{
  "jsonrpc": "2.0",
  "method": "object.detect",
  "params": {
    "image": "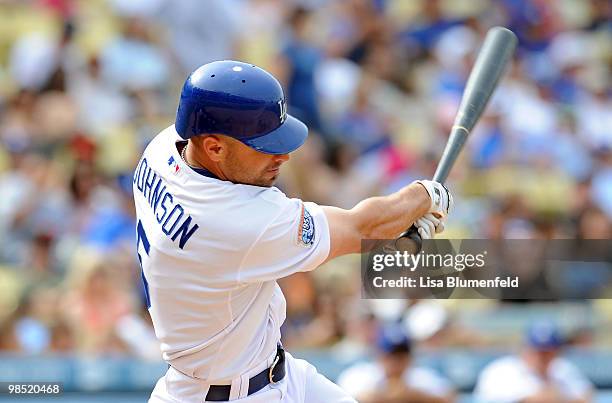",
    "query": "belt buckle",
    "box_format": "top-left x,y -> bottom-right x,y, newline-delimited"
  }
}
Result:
268,354 -> 280,384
